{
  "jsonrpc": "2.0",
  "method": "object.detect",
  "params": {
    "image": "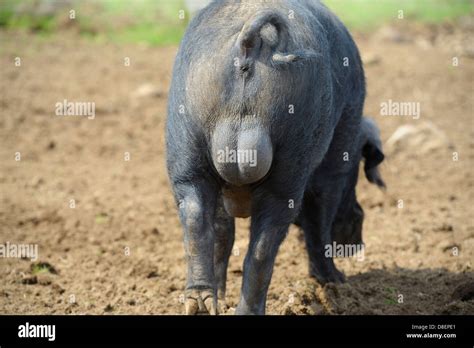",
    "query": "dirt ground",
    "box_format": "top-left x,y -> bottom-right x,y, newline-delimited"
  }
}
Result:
1,21 -> 473,315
